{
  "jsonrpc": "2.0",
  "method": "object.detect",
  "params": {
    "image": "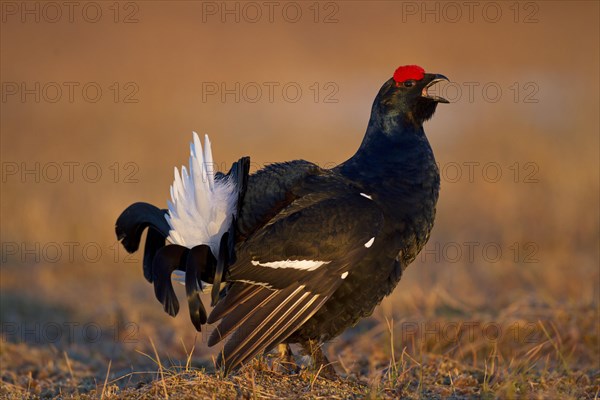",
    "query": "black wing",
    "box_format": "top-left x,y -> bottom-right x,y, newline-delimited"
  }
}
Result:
207,177 -> 384,373
236,160 -> 321,240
